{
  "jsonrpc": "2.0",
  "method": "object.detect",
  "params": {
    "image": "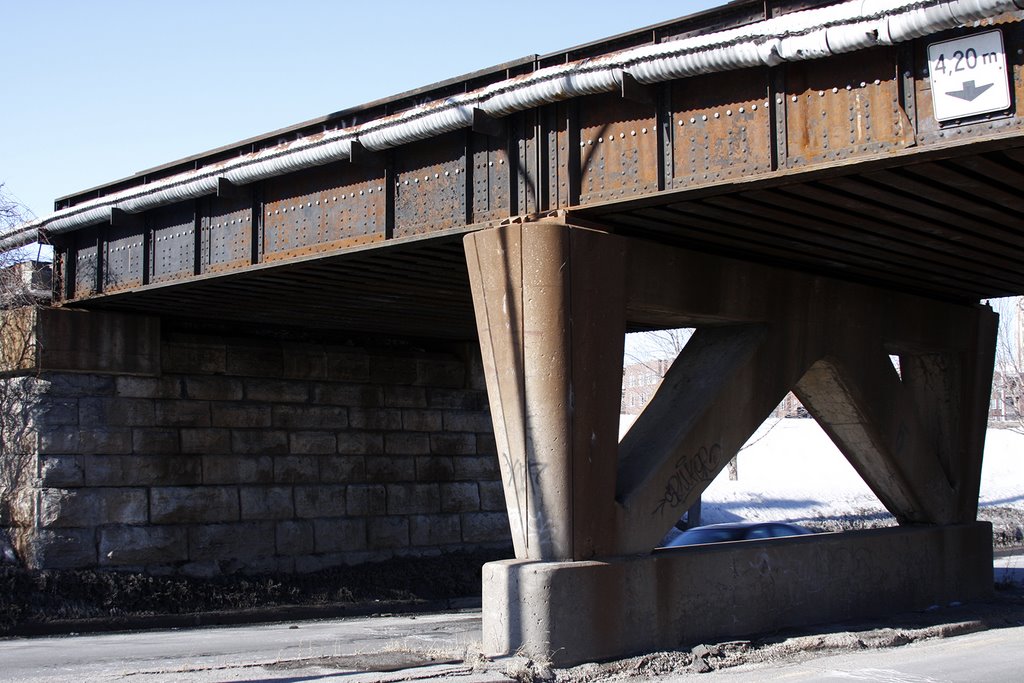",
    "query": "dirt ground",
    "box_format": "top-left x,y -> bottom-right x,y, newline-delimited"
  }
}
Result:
0,548 -> 508,635
493,583 -> 1024,682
